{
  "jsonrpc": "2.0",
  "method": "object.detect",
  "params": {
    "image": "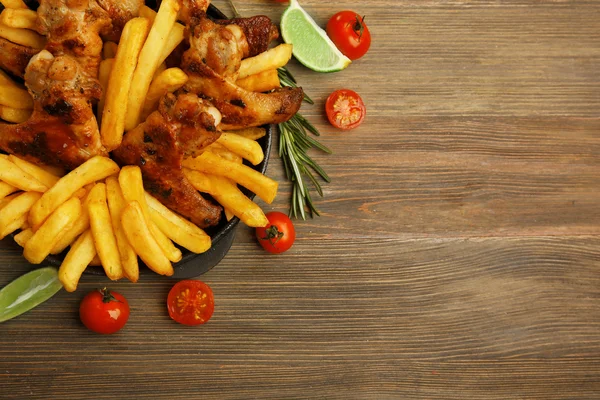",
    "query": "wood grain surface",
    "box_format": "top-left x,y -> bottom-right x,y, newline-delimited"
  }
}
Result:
1,1 -> 599,399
